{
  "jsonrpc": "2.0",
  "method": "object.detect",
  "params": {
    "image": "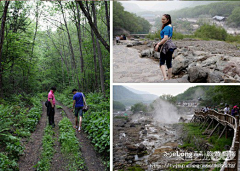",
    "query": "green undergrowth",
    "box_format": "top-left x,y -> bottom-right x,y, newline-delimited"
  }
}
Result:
57,92 -> 110,169
180,123 -> 232,151
0,94 -> 43,170
147,24 -> 240,44
58,117 -> 86,171
177,123 -> 232,171
35,126 -> 55,171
